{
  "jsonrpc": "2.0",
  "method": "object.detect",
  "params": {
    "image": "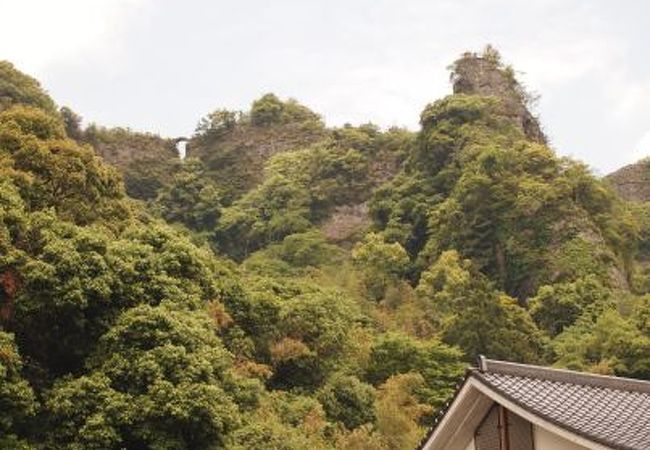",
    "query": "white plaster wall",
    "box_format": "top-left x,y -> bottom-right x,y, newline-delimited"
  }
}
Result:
533,425 -> 592,450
